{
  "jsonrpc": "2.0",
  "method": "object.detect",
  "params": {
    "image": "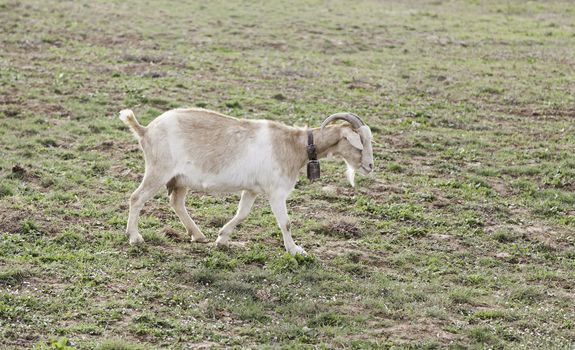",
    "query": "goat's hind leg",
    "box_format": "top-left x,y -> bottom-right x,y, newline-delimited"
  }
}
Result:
216,190 -> 257,248
169,186 -> 207,243
126,172 -> 166,245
